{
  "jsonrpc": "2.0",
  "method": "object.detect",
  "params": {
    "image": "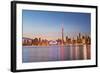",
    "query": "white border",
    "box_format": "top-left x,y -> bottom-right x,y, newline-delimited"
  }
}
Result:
16,4 -> 96,70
